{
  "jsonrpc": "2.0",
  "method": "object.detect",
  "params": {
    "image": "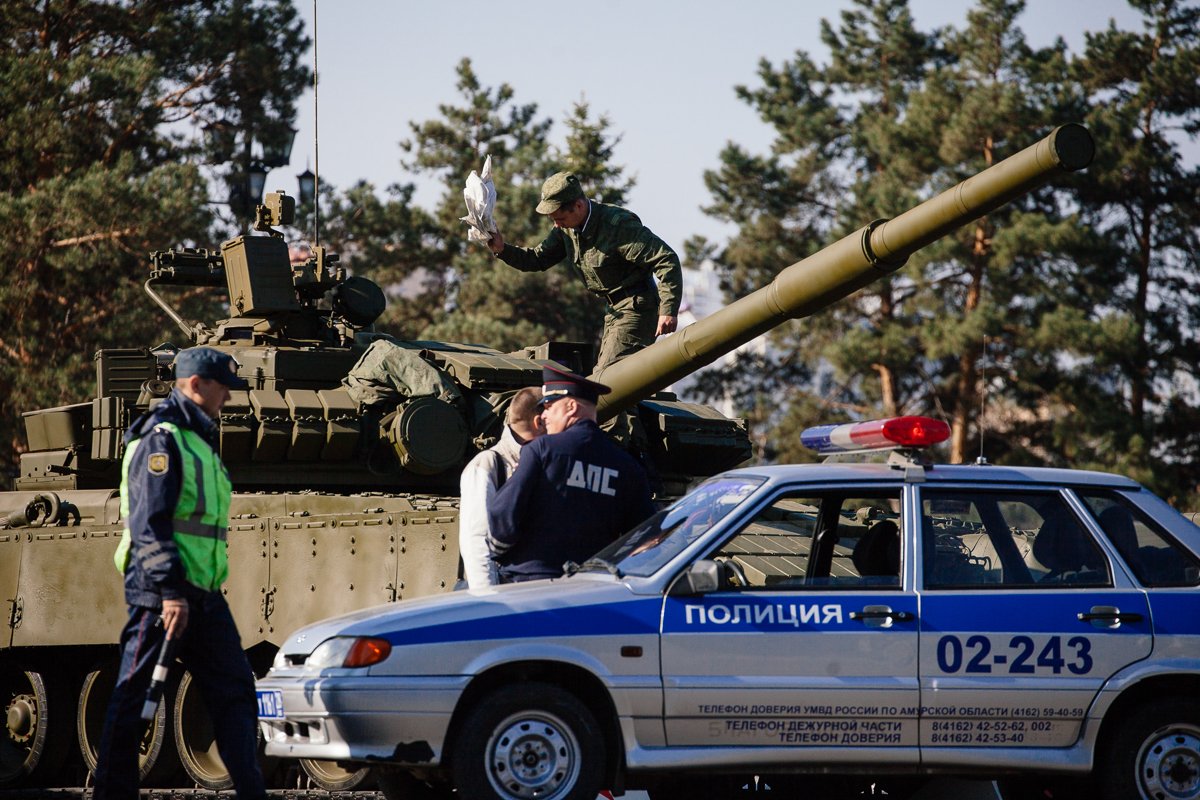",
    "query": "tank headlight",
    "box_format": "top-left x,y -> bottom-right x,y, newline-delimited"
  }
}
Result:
306,636 -> 392,669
